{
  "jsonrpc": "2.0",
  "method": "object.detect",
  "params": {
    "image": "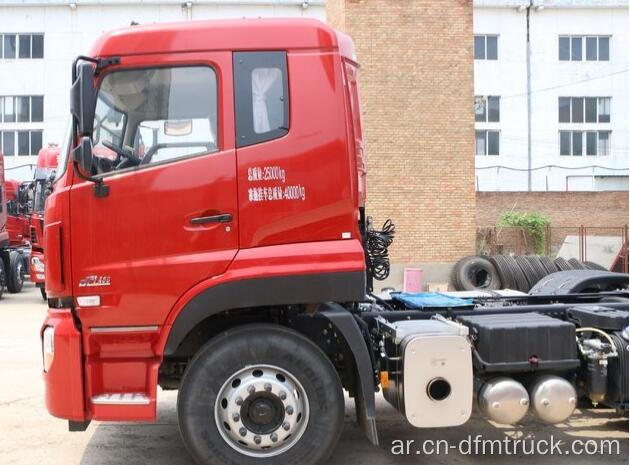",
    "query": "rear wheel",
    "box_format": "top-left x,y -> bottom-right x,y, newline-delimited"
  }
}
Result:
7,252 -> 25,293
0,259 -> 6,299
177,324 -> 344,465
40,287 -> 47,300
